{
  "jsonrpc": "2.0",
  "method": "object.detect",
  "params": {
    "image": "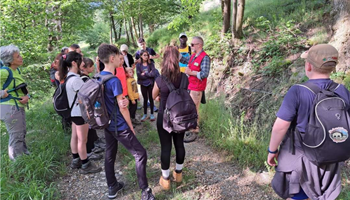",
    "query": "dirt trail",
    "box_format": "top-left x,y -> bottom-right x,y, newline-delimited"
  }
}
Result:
57,108 -> 279,200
